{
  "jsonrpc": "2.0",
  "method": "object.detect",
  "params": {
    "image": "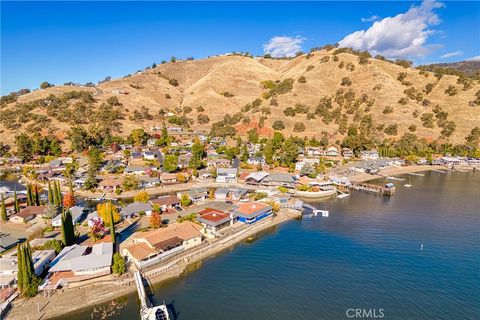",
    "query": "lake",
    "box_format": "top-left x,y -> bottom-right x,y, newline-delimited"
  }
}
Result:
55,170 -> 480,320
